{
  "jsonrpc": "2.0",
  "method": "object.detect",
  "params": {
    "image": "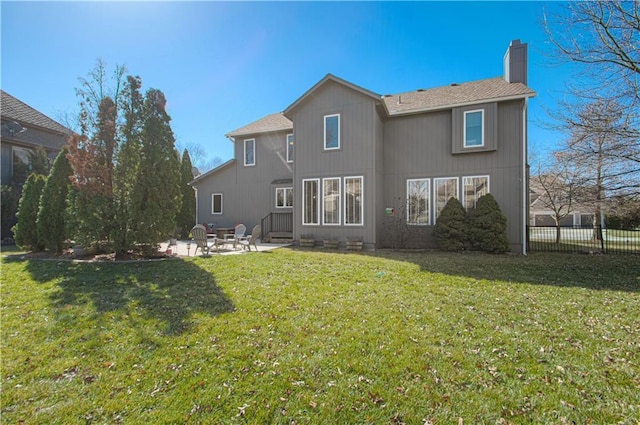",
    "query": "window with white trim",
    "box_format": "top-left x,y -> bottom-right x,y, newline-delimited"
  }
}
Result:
324,114 -> 340,150
276,187 -> 293,208
302,179 -> 319,225
211,193 -> 223,214
323,178 -> 341,225
434,177 -> 459,222
344,176 -> 363,225
463,176 -> 489,210
407,178 -> 430,225
464,110 -> 484,147
286,134 -> 294,163
244,139 -> 255,166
